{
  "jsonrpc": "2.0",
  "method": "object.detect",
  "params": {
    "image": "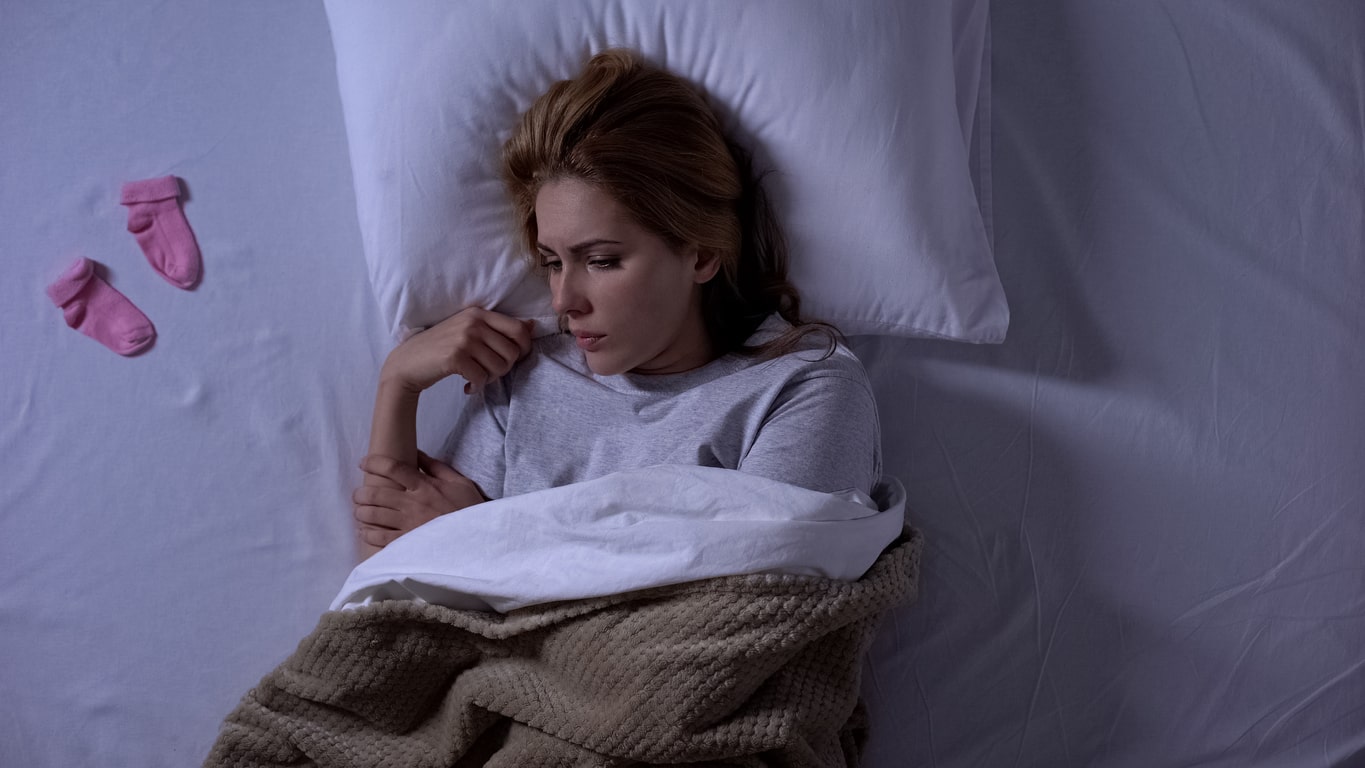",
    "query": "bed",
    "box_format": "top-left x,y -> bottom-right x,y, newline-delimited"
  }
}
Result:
3,1 -> 1362,766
